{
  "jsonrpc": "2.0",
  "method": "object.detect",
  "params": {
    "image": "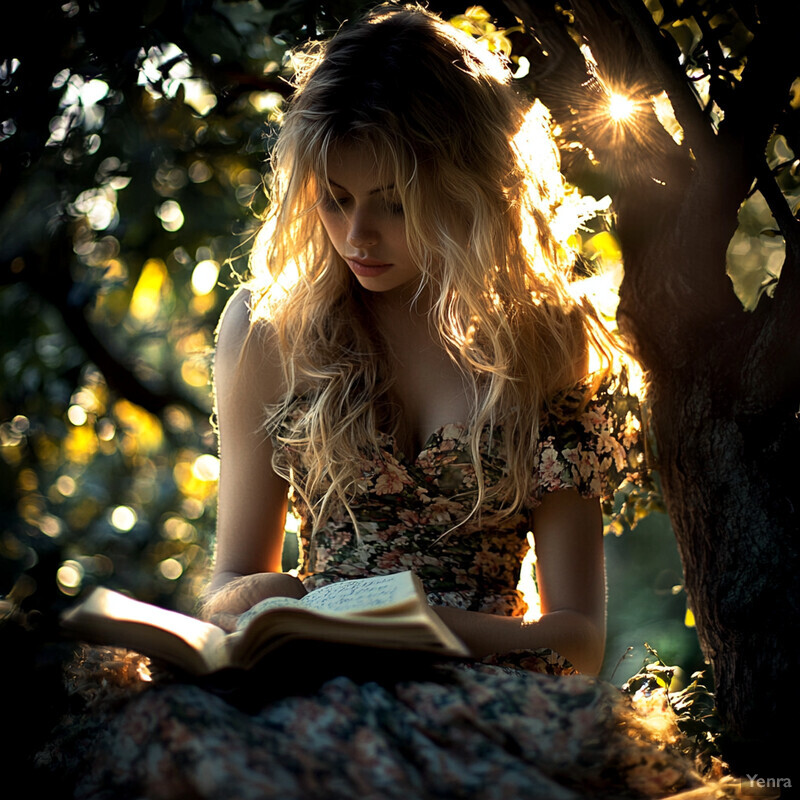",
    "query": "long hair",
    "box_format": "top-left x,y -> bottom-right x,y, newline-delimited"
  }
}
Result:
245,4 -> 614,533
